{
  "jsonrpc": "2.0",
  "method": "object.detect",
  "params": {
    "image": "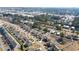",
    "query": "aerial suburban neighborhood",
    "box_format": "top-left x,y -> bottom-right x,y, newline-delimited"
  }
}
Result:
0,7 -> 79,51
